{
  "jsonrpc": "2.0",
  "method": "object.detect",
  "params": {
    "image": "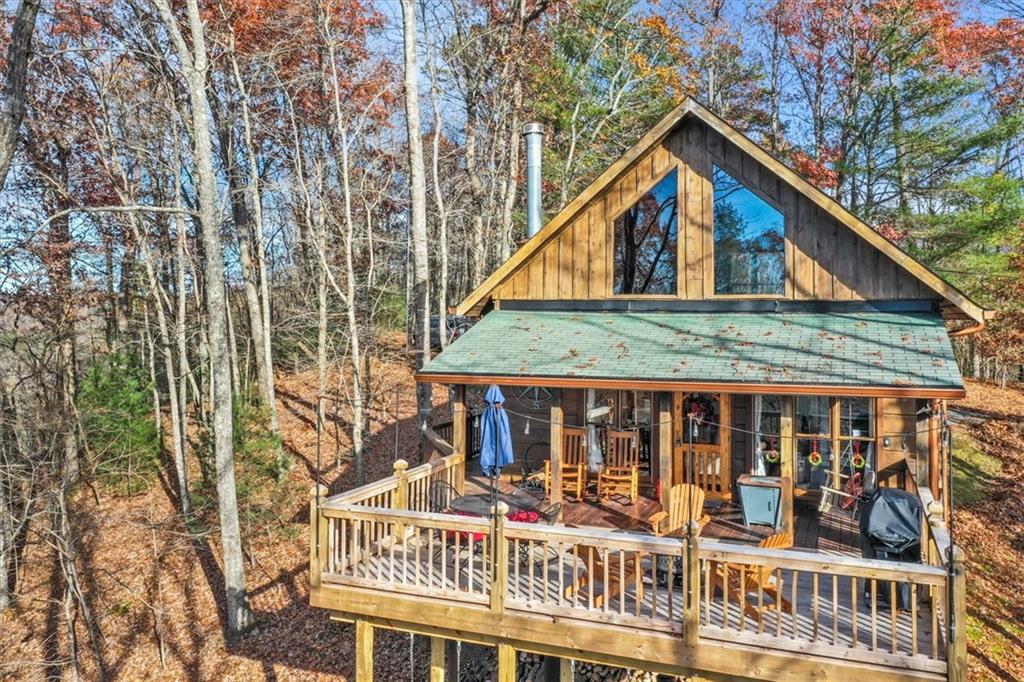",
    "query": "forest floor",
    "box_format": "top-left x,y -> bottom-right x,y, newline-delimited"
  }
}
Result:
0,367 -> 1022,680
